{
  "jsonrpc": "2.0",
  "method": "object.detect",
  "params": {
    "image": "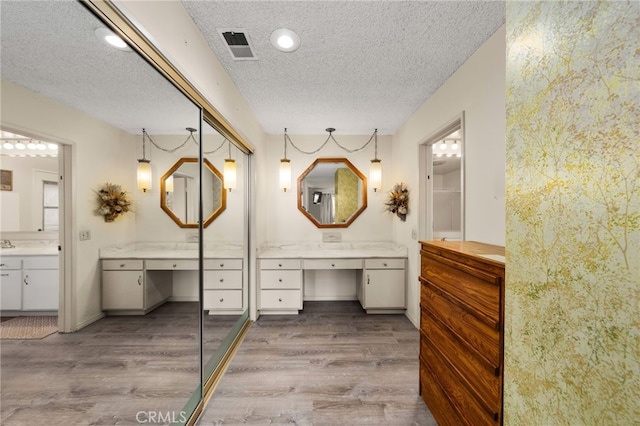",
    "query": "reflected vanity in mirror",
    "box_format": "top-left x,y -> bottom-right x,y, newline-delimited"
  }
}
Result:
160,158 -> 226,228
297,158 -> 367,228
